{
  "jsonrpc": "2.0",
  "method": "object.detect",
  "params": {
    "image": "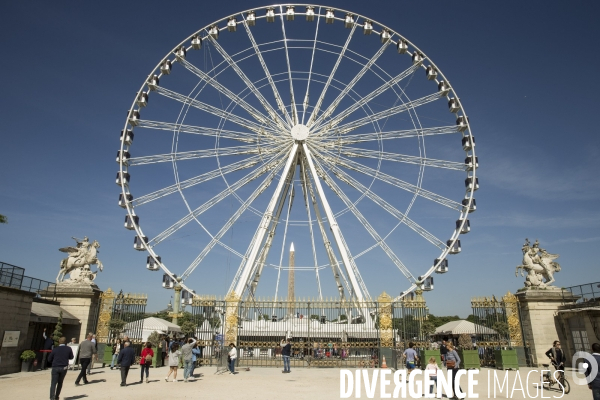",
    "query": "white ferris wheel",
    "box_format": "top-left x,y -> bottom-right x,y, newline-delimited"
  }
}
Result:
117,4 -> 478,306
